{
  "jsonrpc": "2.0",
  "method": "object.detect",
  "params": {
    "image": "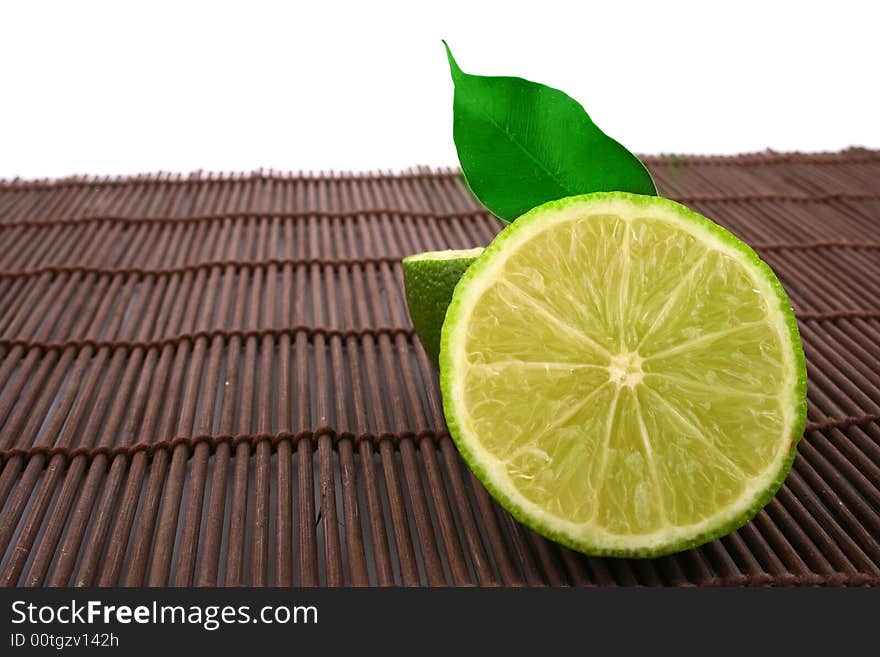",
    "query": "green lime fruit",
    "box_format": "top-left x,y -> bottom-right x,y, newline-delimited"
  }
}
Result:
440,192 -> 807,557
402,248 -> 483,364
